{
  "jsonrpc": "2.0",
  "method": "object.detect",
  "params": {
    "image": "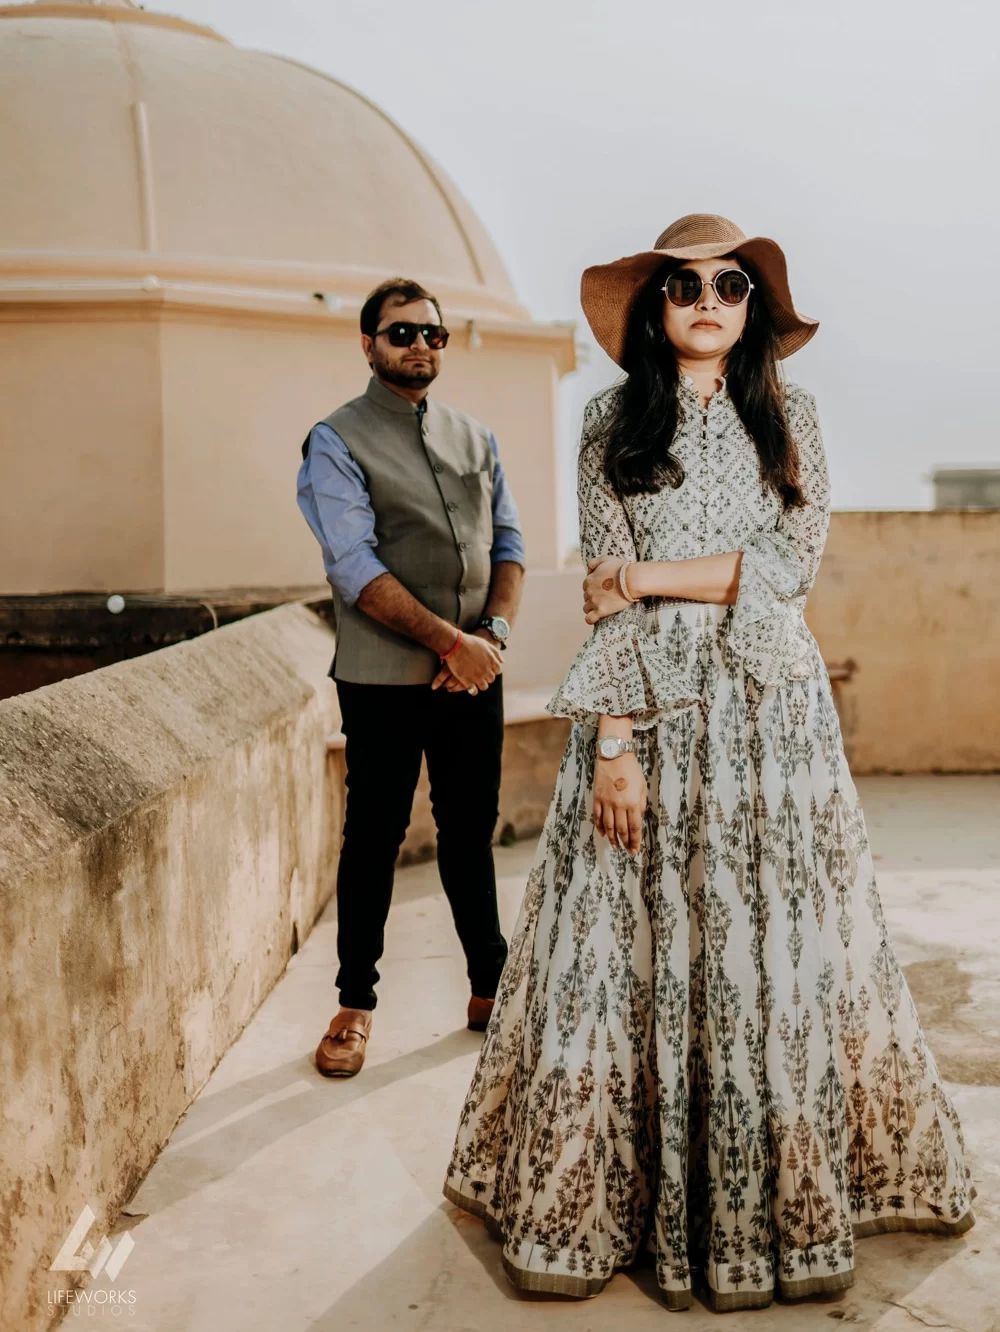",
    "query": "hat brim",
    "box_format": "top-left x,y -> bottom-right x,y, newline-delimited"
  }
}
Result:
581,236 -> 818,367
